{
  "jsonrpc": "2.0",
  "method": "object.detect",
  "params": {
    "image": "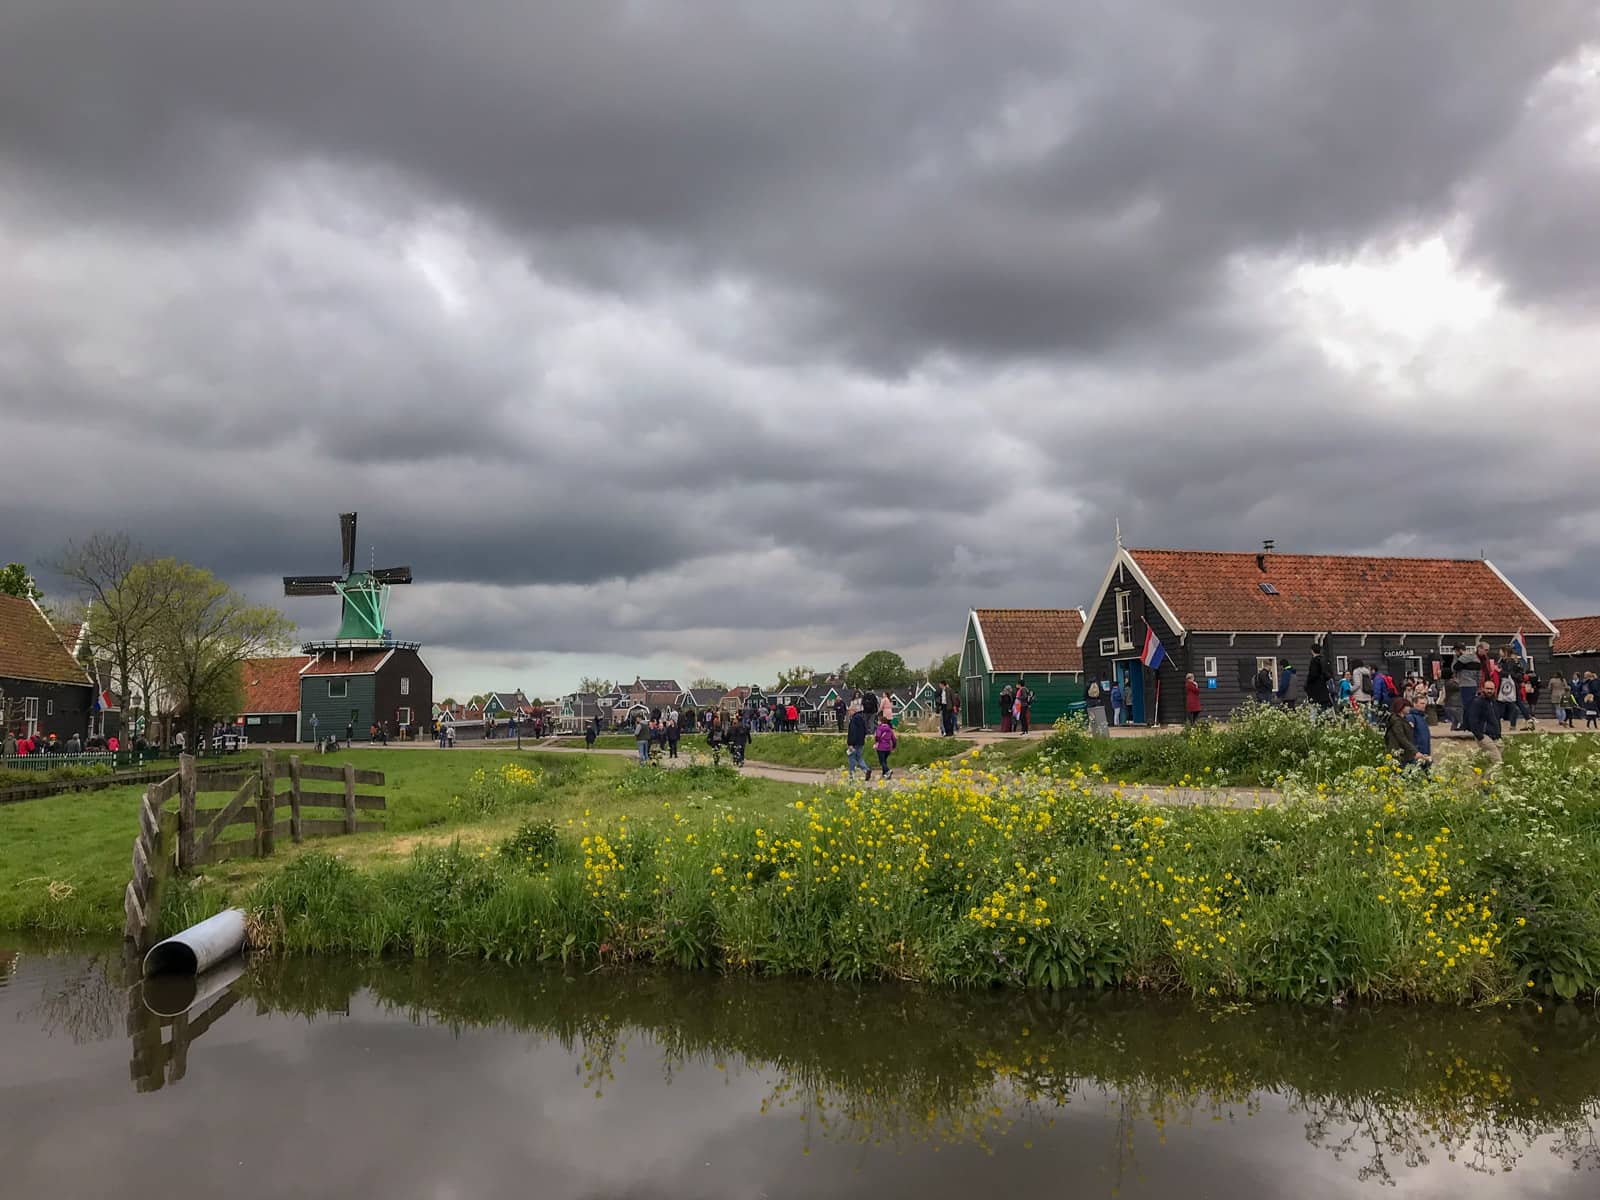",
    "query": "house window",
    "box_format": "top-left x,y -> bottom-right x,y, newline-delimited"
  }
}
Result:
24,697 -> 39,735
1335,655 -> 1349,675
1099,637 -> 1117,657
1115,591 -> 1134,650
397,706 -> 412,727
46,699 -> 54,716
329,679 -> 348,699
400,677 -> 411,696
1256,657 -> 1278,689
1203,657 -> 1218,678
